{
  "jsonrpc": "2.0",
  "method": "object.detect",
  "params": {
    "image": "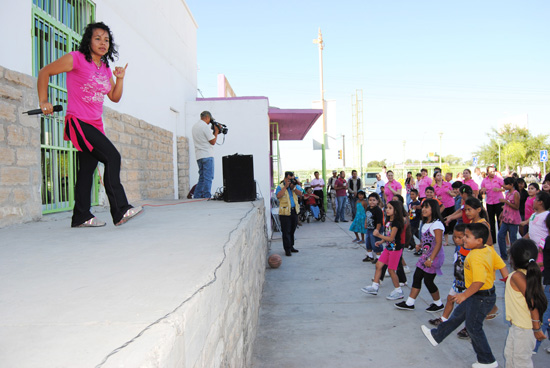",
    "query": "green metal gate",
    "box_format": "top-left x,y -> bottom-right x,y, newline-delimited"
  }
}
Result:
32,0 -> 99,213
